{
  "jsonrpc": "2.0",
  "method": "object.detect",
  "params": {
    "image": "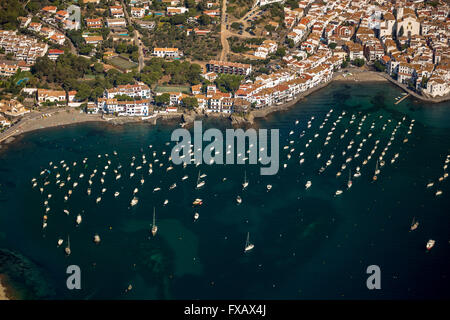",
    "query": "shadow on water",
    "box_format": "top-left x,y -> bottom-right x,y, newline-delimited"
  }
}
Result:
0,249 -> 56,299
